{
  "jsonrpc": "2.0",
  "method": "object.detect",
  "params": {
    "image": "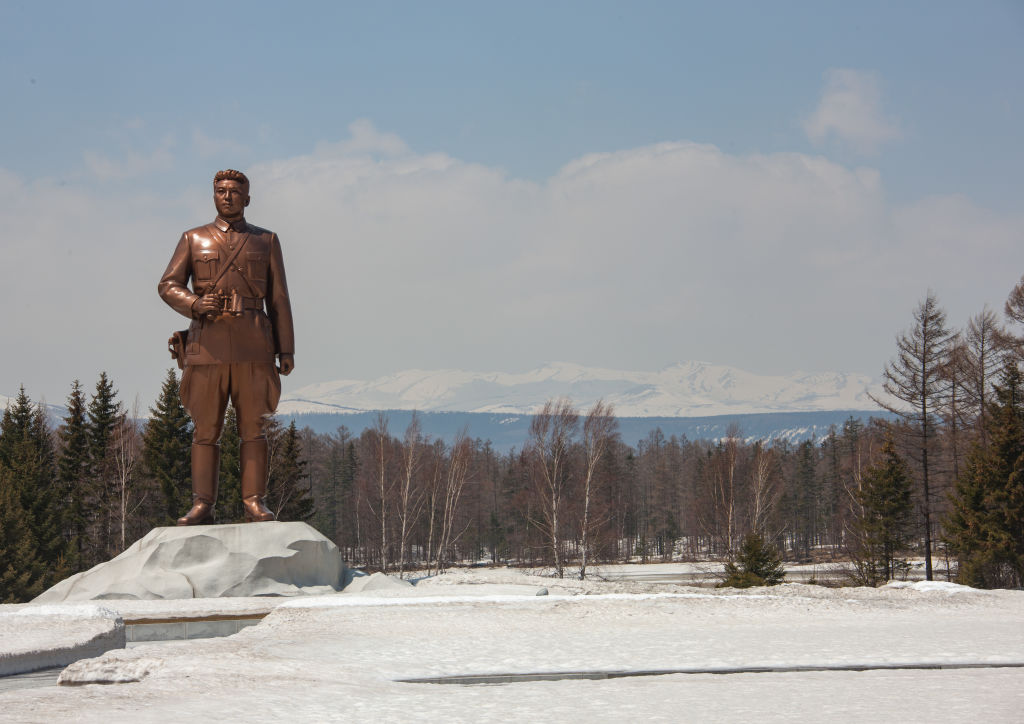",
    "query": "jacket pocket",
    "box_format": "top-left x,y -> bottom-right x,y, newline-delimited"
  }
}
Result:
246,252 -> 268,282
257,313 -> 275,353
193,249 -> 219,282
